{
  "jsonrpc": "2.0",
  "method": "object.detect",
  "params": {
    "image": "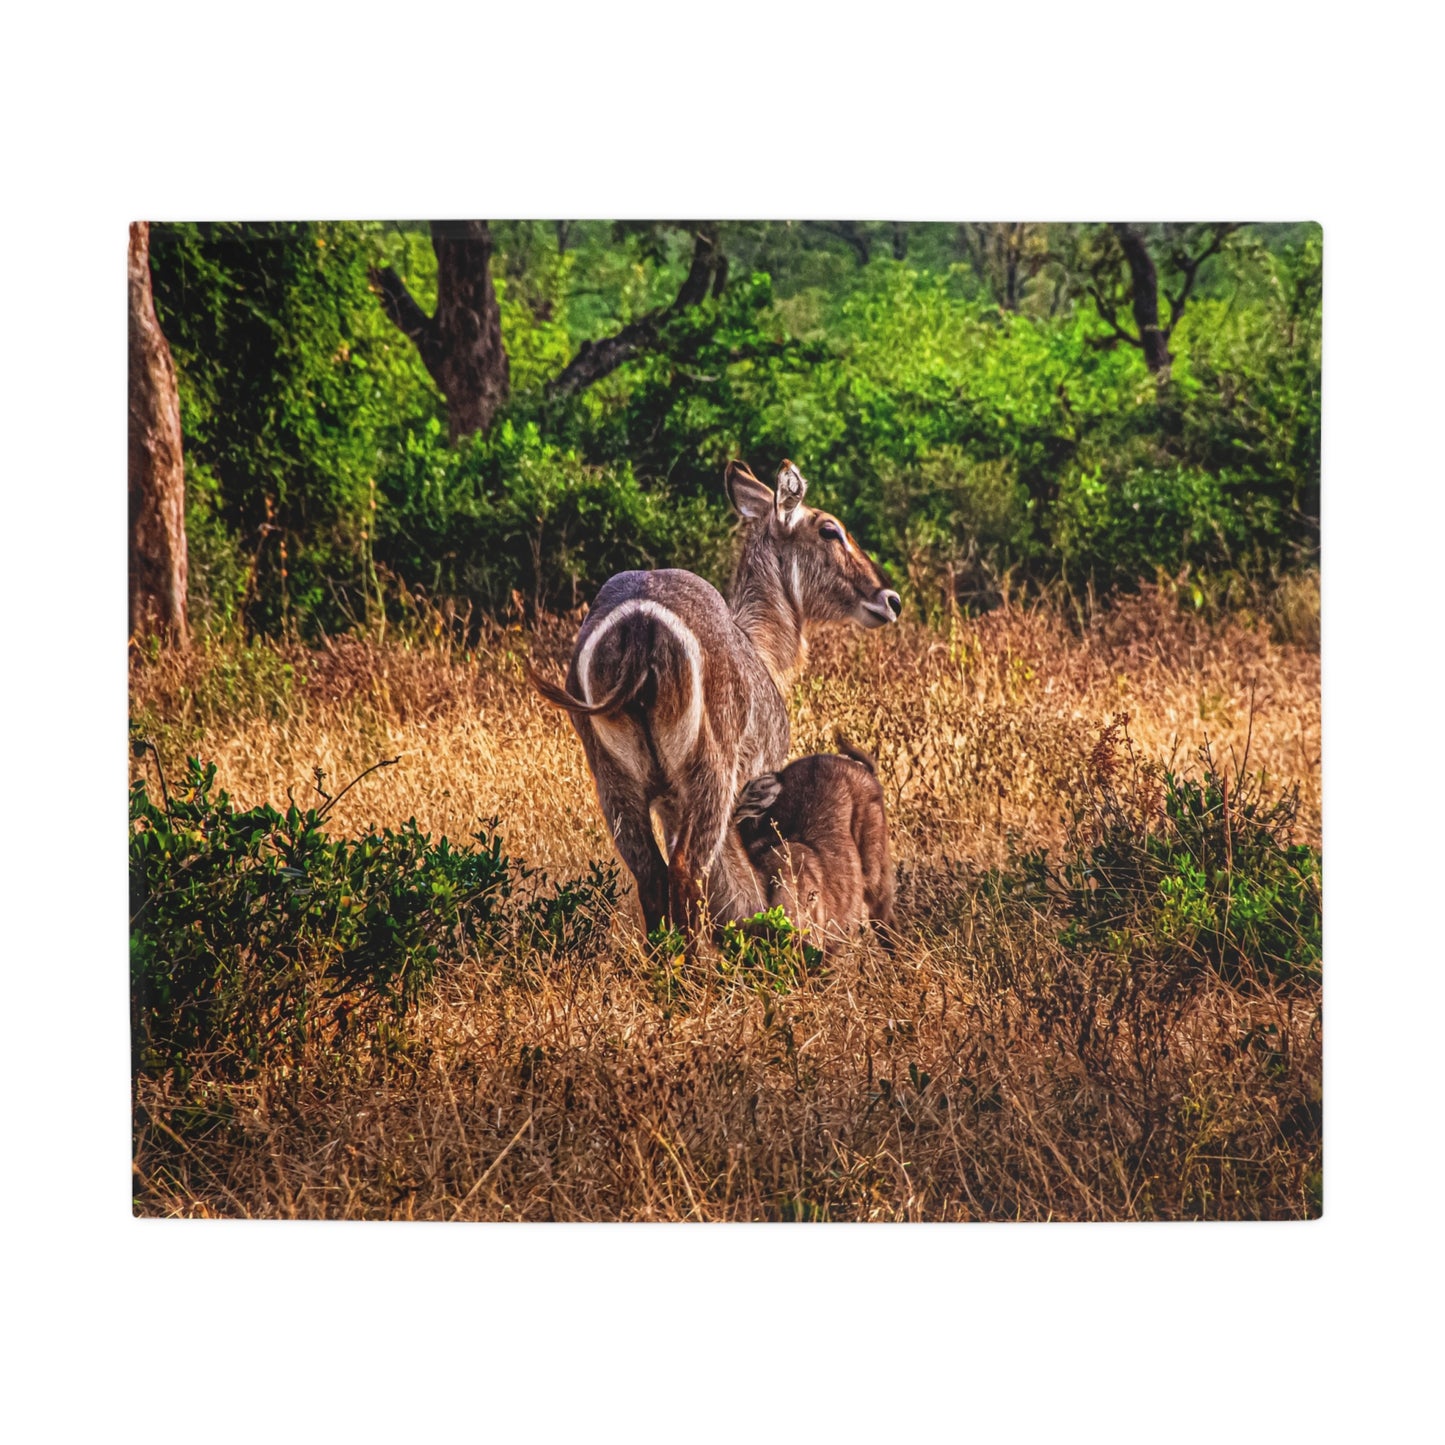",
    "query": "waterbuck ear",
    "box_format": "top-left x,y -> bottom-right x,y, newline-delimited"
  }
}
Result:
726,459 -> 774,522
775,459 -> 808,521
733,773 -> 783,821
